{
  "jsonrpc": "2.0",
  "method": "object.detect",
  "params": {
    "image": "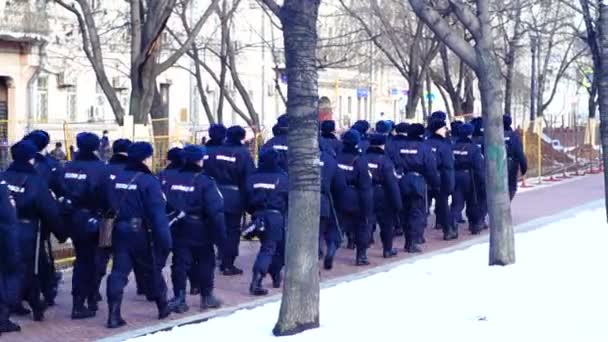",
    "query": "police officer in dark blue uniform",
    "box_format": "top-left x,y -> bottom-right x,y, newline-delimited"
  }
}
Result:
62,132 -> 107,319
320,120 -> 342,156
451,121 -> 464,145
23,130 -> 64,307
503,115 -> 527,200
1,140 -> 66,322
426,119 -> 457,240
204,125 -> 255,276
451,123 -> 485,235
396,124 -> 440,253
159,147 -> 184,186
0,179 -> 20,333
470,117 -> 487,227
336,130 -> 374,265
246,149 -> 288,296
105,142 -> 174,328
206,124 -> 227,149
387,122 -> 410,237
165,145 -> 226,312
365,133 -> 403,258
95,139 -> 132,301
352,120 -> 370,153
320,145 -> 347,270
261,115 -> 289,173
